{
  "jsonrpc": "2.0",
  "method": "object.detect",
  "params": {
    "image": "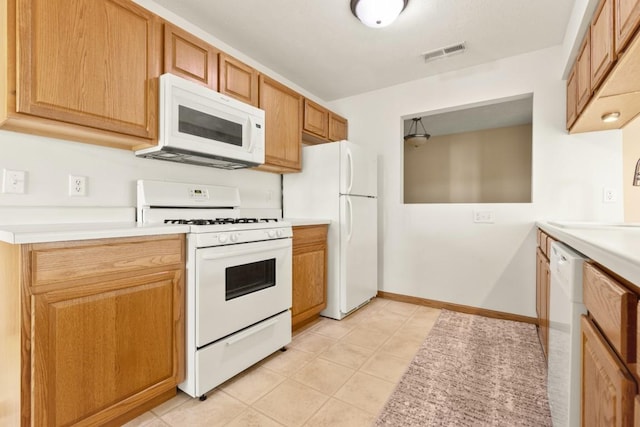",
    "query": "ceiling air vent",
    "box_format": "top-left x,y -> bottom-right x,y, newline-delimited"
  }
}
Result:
423,42 -> 466,63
